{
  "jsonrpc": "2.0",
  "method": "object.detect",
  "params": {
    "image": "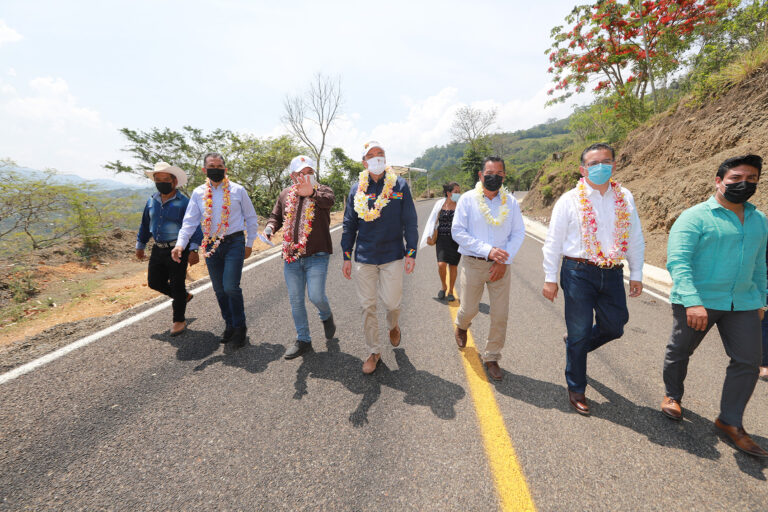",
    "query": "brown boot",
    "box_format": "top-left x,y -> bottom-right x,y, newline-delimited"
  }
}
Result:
484,361 -> 503,381
455,327 -> 467,348
661,396 -> 682,421
170,321 -> 186,337
760,366 -> 768,381
362,353 -> 381,375
715,419 -> 768,458
389,326 -> 401,347
568,390 -> 590,416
